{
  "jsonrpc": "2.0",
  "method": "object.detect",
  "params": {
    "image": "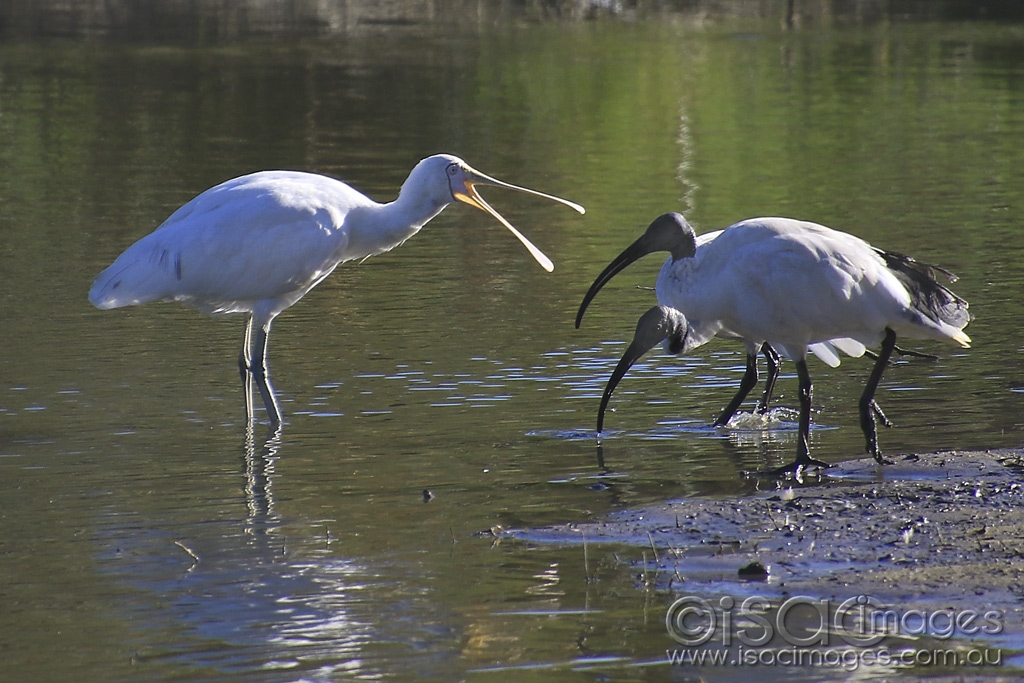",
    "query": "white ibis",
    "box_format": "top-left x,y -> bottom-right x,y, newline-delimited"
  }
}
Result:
89,154 -> 585,425
578,213 -> 971,474
578,228 -> 786,427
